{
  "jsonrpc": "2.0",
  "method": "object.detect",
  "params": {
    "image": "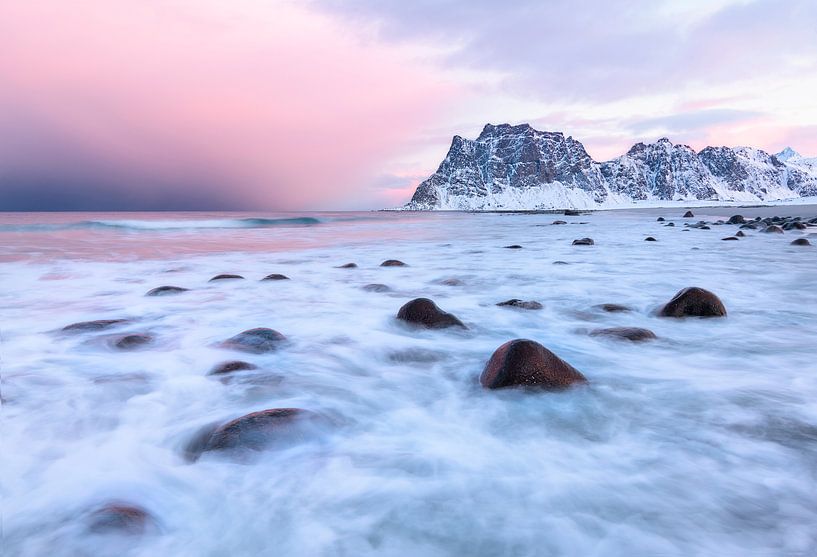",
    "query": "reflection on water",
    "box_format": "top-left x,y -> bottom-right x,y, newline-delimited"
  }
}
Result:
2,208 -> 817,556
